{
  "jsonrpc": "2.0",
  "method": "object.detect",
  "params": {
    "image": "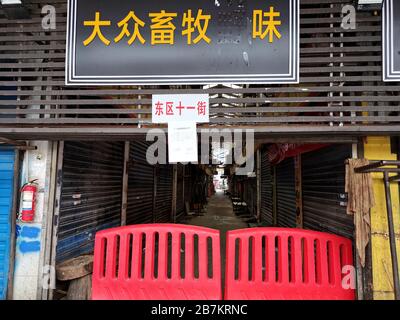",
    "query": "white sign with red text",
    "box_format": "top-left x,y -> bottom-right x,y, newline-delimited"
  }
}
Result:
152,94 -> 209,123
